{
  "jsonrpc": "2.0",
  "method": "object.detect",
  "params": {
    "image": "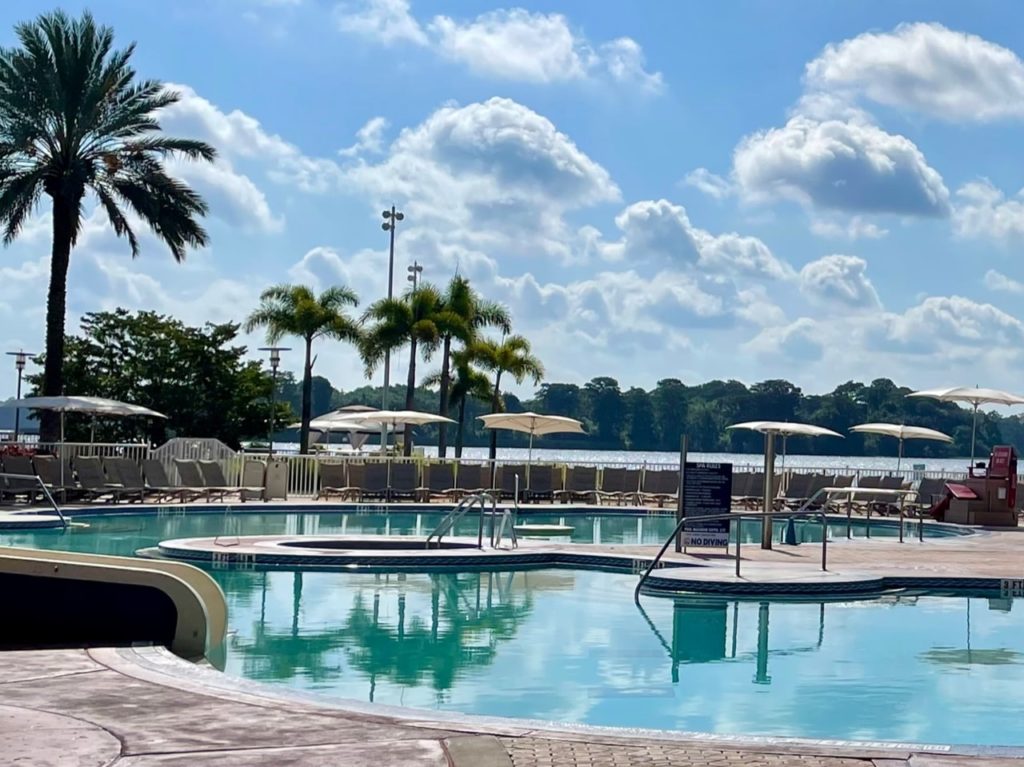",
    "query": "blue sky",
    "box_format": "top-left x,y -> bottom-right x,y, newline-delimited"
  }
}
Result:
4,0 -> 1024,398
